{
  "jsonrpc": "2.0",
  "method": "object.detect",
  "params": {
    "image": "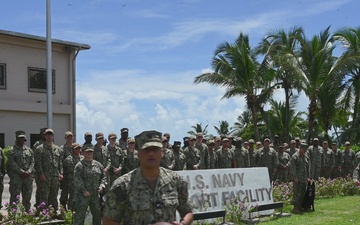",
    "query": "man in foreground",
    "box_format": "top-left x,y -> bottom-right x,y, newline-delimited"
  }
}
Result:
103,130 -> 193,225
